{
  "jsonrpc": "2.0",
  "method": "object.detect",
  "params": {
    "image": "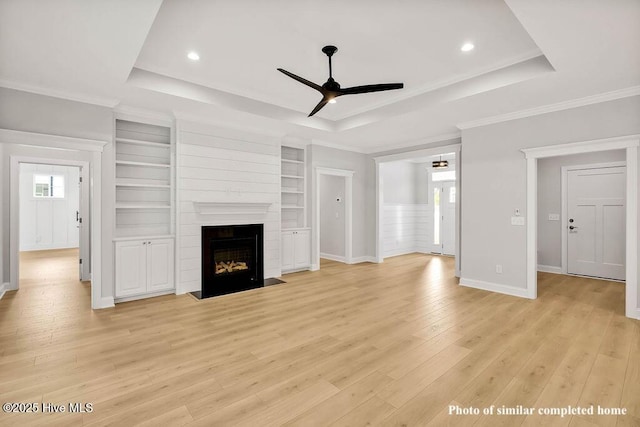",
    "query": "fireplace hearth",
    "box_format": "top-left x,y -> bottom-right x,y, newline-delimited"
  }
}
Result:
200,224 -> 264,298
